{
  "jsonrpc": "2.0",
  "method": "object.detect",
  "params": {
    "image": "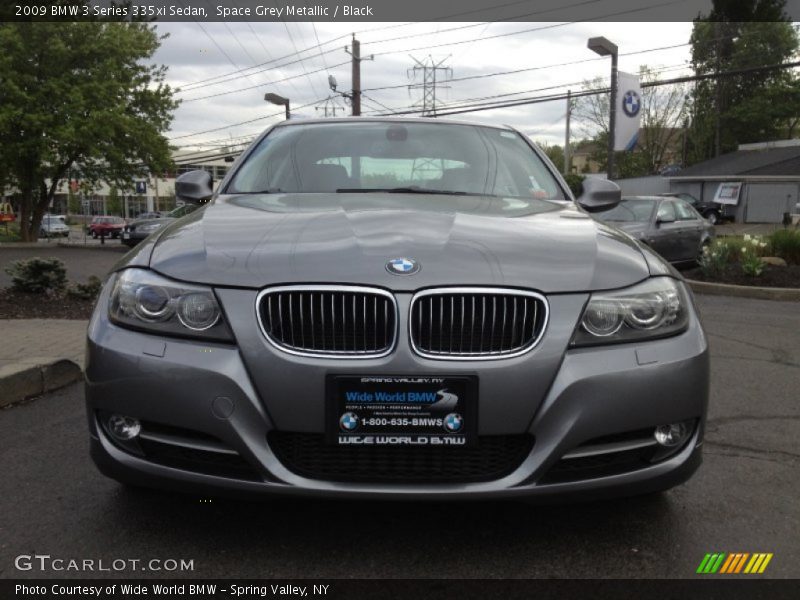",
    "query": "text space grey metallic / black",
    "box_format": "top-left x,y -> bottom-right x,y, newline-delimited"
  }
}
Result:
86,118 -> 709,500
